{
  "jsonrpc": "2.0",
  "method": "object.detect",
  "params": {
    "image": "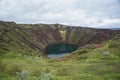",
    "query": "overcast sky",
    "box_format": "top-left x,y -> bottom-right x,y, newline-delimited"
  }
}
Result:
0,0 -> 120,28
